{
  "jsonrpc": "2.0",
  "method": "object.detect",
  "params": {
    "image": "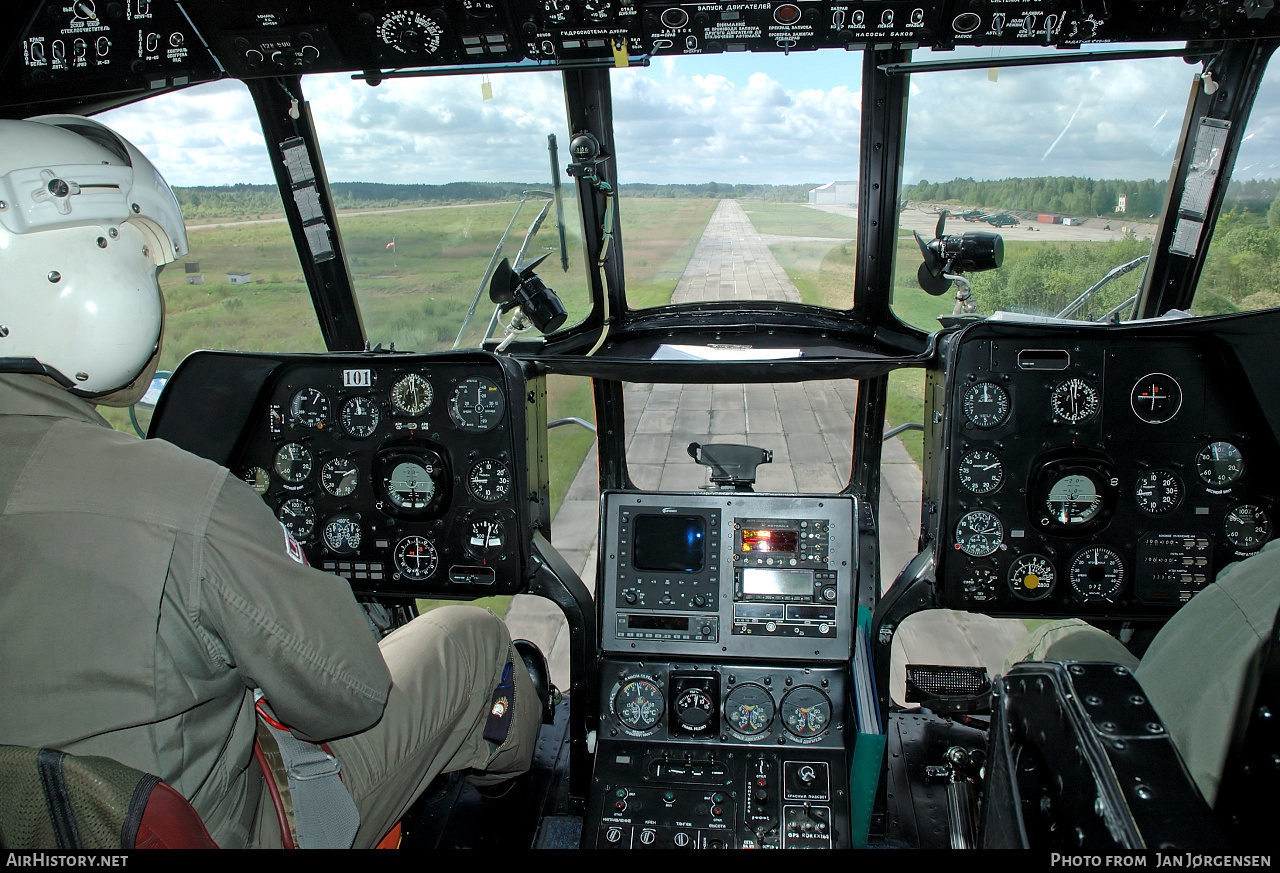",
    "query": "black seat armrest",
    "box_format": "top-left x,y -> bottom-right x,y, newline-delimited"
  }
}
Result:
981,661 -> 1229,851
